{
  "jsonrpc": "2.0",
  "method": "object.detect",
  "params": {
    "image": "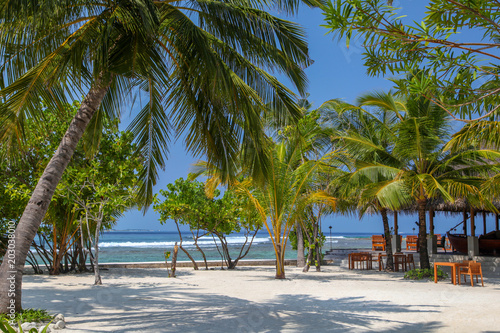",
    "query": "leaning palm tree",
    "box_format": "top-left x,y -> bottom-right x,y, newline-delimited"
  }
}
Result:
0,0 -> 320,311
